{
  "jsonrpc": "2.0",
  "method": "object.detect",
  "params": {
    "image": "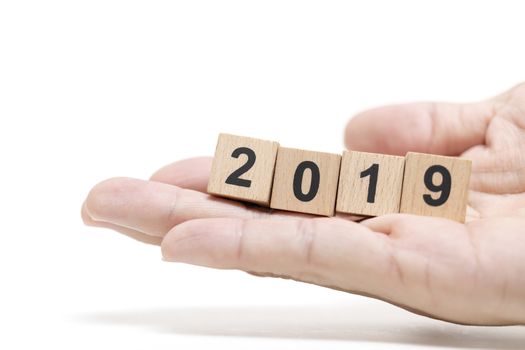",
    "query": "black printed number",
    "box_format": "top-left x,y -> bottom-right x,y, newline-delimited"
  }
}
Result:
225,147 -> 256,188
423,165 -> 451,206
293,161 -> 320,202
360,163 -> 379,203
